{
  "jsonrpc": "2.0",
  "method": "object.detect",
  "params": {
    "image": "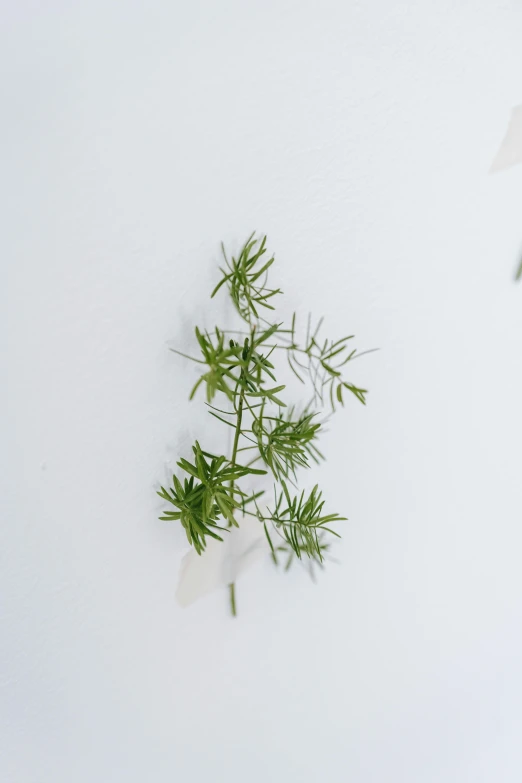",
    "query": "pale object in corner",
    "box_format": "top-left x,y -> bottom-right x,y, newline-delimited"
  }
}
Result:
490,105 -> 522,173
